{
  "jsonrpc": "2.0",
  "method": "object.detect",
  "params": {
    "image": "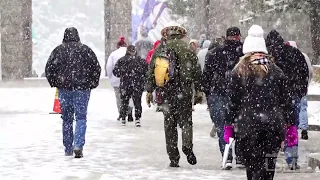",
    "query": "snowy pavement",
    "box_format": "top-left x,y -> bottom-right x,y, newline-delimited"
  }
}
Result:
0,88 -> 320,180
